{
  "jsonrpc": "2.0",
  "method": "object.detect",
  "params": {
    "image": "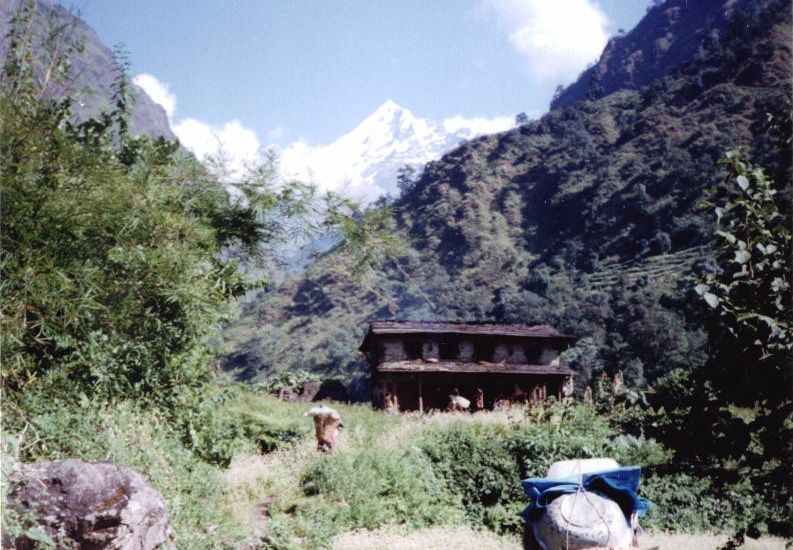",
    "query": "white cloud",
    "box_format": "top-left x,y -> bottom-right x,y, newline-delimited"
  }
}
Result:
132,79 -> 518,200
480,0 -> 610,83
442,114 -> 514,136
173,118 -> 262,179
133,72 -> 264,180
133,73 -> 176,119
